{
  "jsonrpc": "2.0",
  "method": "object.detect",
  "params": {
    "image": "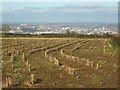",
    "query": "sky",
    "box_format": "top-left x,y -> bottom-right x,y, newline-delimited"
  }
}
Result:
2,2 -> 118,24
